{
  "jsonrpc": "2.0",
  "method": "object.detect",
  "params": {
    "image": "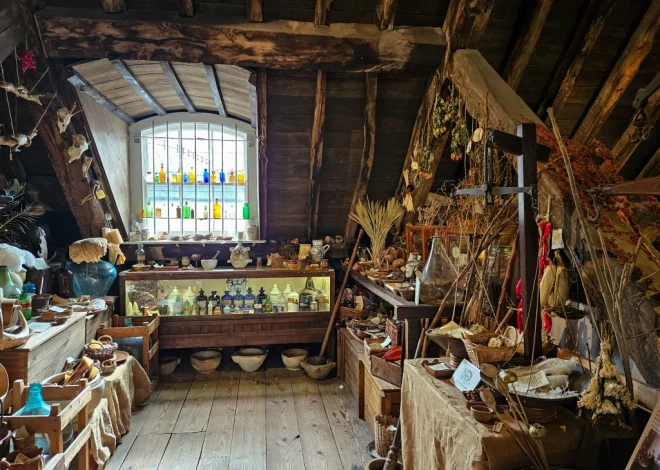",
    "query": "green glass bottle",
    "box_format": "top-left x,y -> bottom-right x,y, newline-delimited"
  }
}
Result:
242,203 -> 249,219
18,290 -> 32,320
183,201 -> 191,219
0,266 -> 21,298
